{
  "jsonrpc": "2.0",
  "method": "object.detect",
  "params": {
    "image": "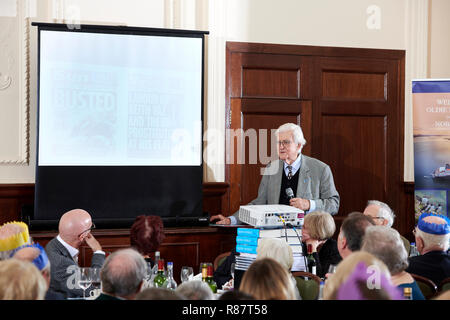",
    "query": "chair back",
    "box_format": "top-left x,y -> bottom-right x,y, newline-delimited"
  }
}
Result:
410,273 -> 438,299
292,271 -> 321,300
214,251 -> 231,271
438,277 -> 450,293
